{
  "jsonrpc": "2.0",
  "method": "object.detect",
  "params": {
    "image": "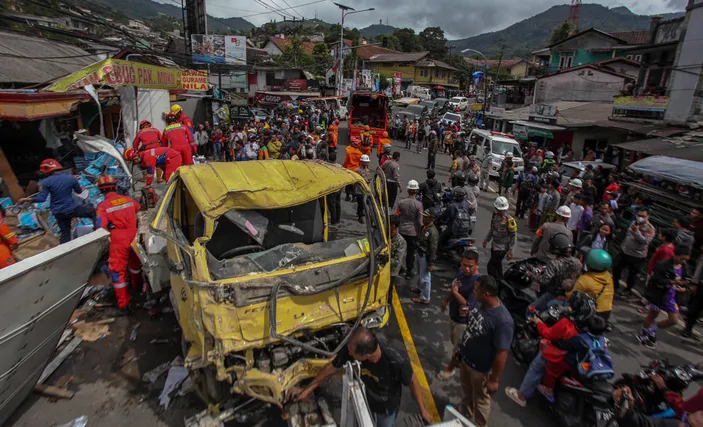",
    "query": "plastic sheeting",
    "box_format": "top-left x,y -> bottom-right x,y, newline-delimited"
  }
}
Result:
75,134 -> 132,179
628,155 -> 703,189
